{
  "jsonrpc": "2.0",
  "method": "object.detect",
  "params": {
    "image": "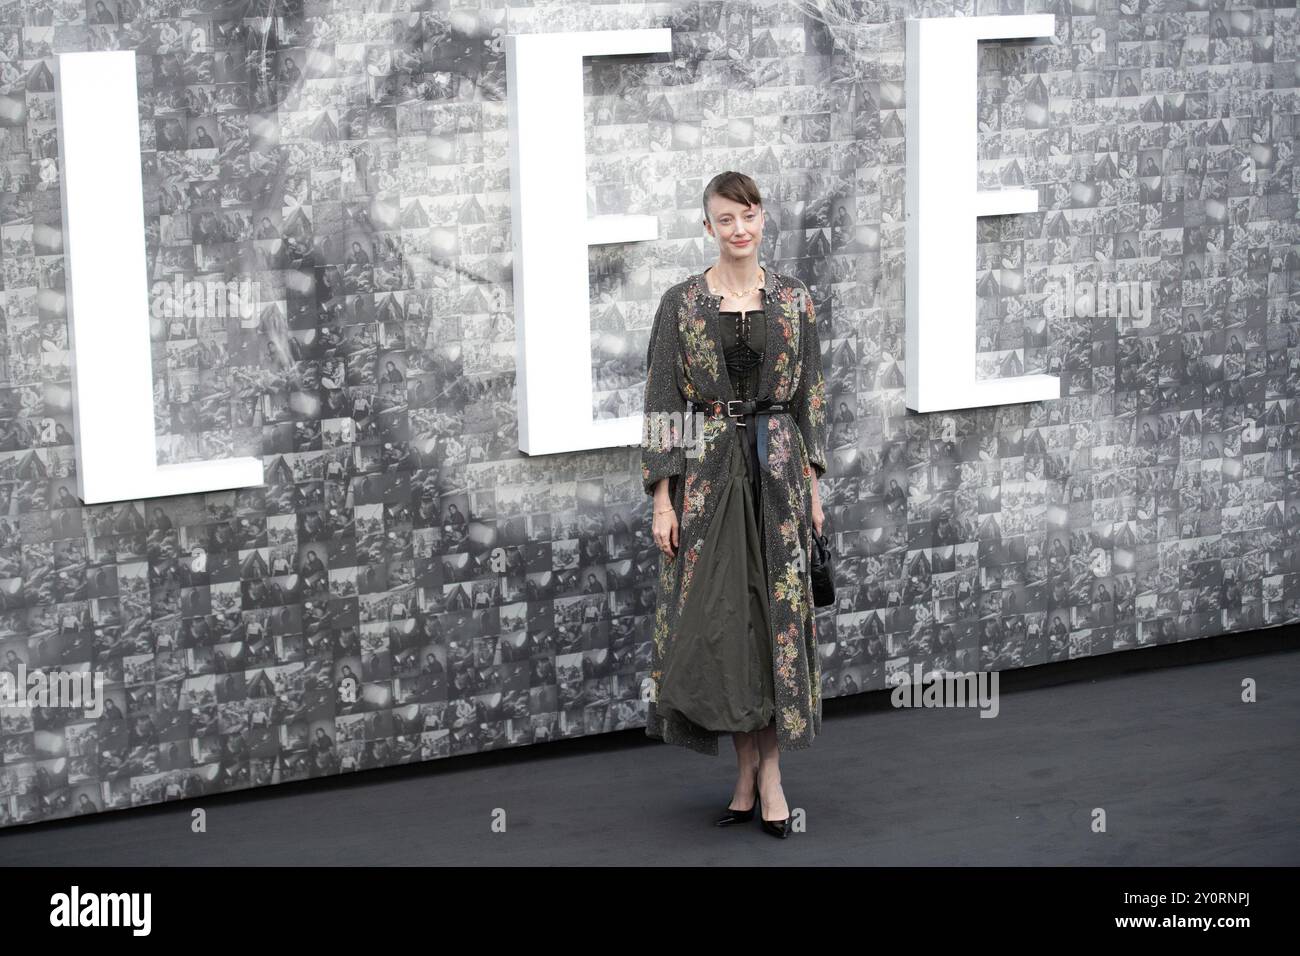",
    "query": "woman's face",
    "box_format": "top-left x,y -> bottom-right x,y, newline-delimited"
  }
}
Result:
704,195 -> 764,262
